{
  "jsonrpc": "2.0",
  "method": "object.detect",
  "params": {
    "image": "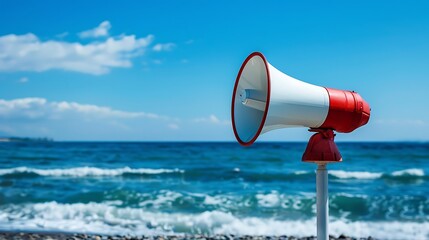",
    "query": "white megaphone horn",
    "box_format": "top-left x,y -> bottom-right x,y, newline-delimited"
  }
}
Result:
231,52 -> 370,146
